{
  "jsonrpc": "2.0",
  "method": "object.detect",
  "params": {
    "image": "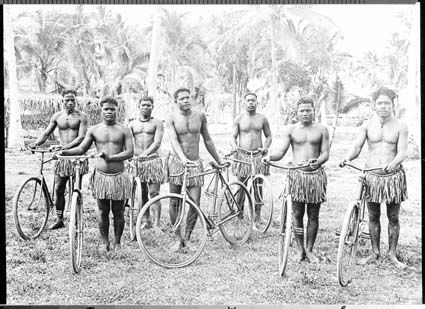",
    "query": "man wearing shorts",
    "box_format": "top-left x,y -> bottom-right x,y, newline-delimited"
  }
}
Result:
60,96 -> 134,252
264,96 -> 329,263
340,87 -> 408,269
128,96 -> 164,233
29,88 -> 88,230
166,87 -> 223,251
230,92 -> 272,226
